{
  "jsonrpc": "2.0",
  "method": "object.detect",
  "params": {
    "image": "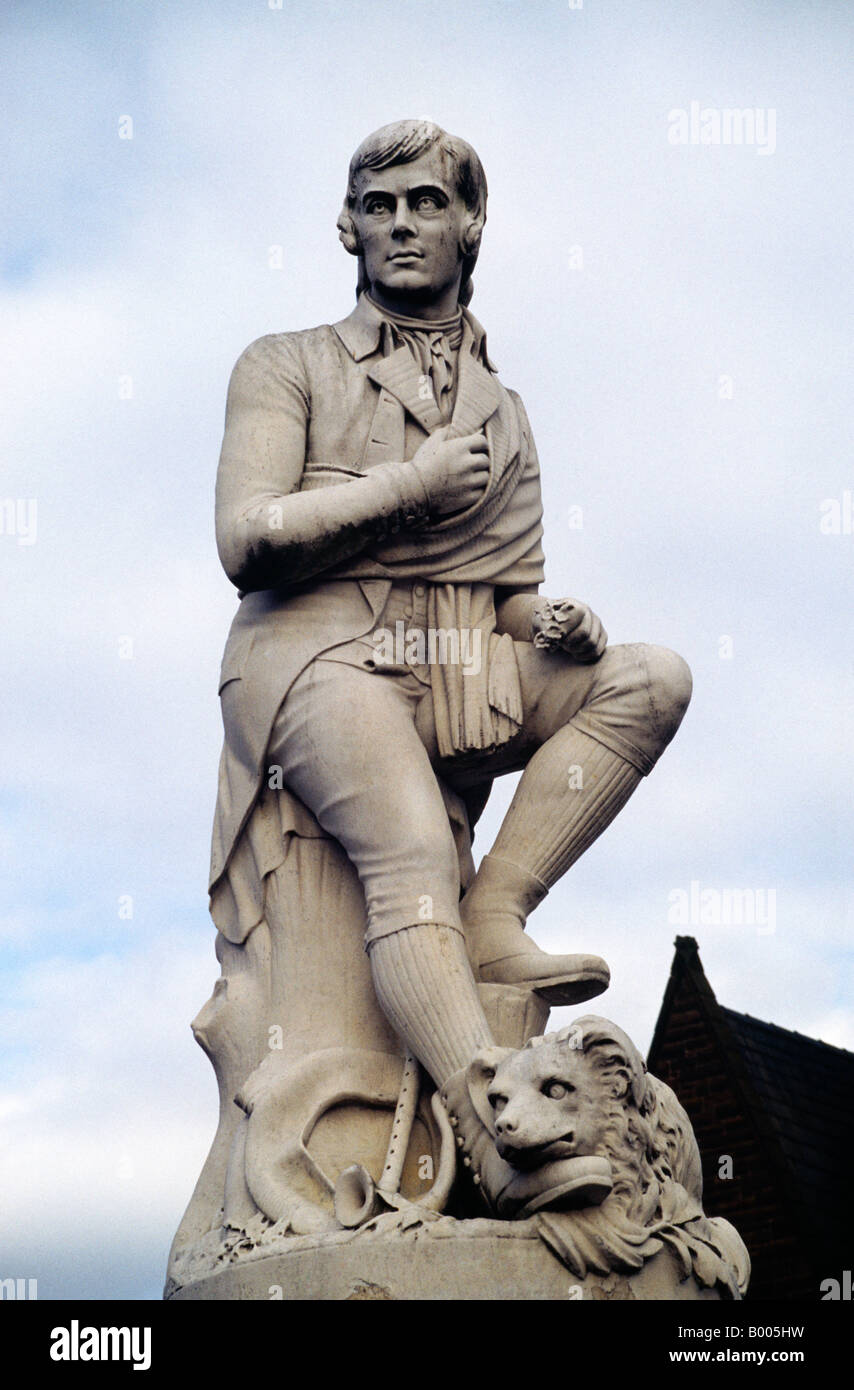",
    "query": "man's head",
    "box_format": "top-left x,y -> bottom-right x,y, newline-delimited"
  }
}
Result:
337,120 -> 487,313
